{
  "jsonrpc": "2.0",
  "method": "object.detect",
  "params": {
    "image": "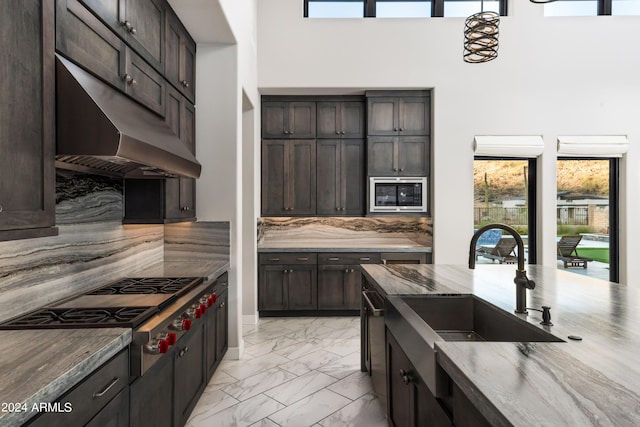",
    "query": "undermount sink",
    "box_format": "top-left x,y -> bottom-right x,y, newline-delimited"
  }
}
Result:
385,294 -> 563,398
400,295 -> 564,343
